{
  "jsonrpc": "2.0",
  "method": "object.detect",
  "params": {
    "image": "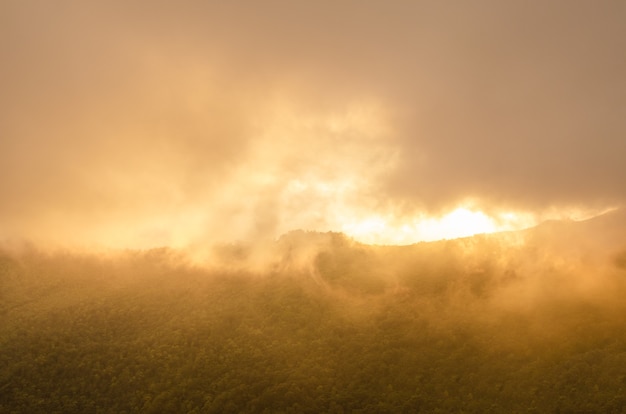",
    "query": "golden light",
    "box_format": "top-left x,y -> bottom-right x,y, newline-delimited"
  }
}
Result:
341,216 -> 388,239
340,207 -> 536,245
415,208 -> 496,241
